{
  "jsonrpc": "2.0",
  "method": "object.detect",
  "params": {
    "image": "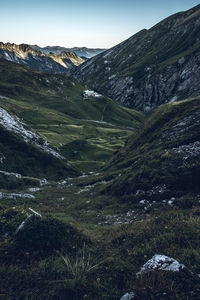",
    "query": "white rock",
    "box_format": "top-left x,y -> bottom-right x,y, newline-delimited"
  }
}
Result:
120,292 -> 135,300
168,200 -> 173,205
0,170 -> 22,178
40,178 -> 48,186
136,255 -> 185,277
28,187 -> 41,192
